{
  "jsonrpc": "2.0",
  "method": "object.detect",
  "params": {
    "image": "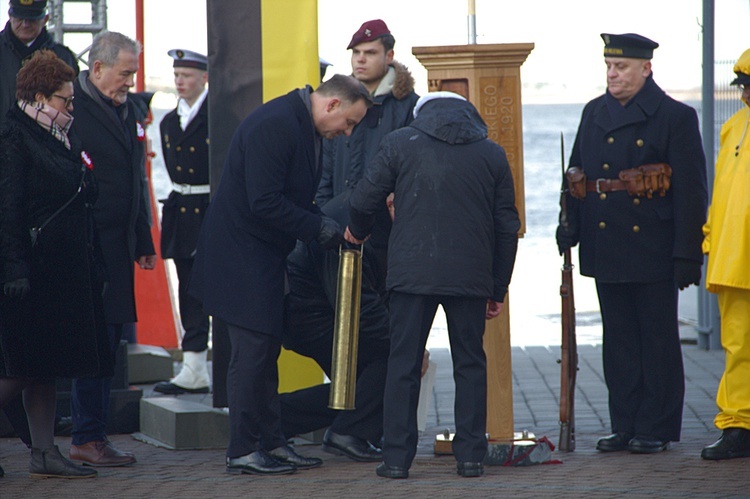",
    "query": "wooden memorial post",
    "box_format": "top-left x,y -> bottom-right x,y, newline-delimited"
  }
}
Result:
412,43 -> 533,448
